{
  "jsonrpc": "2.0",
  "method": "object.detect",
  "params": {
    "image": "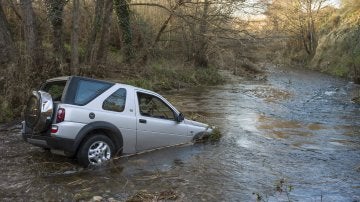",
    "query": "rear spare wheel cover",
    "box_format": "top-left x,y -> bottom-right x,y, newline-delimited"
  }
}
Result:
25,91 -> 41,128
25,91 -> 54,133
